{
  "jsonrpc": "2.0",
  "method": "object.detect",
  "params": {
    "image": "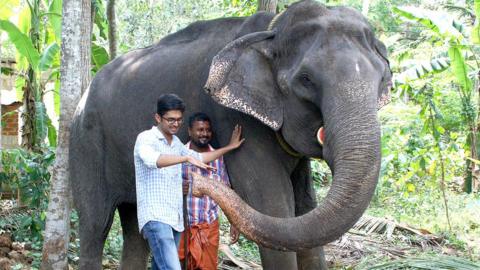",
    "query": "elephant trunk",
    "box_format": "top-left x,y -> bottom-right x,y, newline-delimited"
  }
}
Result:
191,108 -> 381,251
